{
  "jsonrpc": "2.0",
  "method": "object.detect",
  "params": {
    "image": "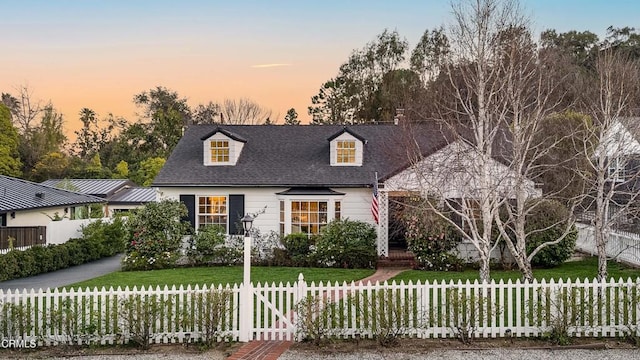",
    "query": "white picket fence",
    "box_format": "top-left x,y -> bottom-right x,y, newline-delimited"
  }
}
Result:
0,245 -> 35,255
1,275 -> 639,346
576,223 -> 640,266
